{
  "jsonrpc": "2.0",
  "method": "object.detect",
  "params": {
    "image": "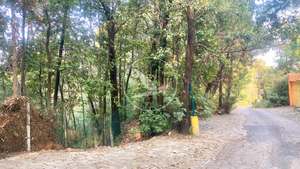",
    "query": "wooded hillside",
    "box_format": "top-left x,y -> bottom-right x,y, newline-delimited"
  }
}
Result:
0,0 -> 299,148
